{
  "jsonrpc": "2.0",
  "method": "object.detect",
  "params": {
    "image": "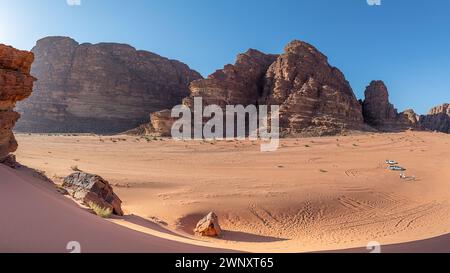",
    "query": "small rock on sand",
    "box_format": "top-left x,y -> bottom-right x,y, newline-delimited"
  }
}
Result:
194,212 -> 222,237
